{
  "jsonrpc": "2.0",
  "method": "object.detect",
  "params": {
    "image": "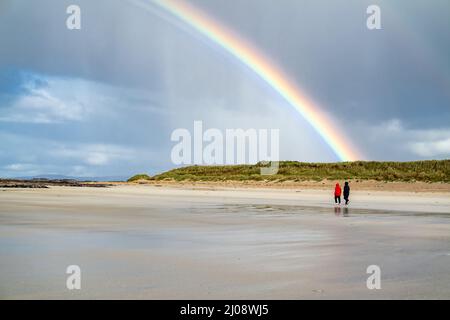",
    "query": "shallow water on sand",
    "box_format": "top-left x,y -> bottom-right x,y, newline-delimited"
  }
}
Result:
1,191 -> 450,299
